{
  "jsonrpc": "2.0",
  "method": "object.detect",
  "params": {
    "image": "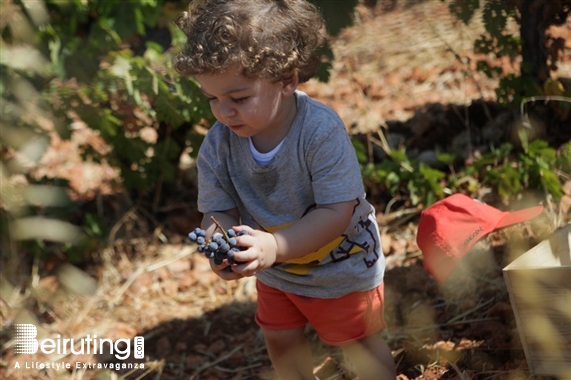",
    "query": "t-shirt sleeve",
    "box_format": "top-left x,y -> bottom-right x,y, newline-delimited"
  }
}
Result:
308,123 -> 365,205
